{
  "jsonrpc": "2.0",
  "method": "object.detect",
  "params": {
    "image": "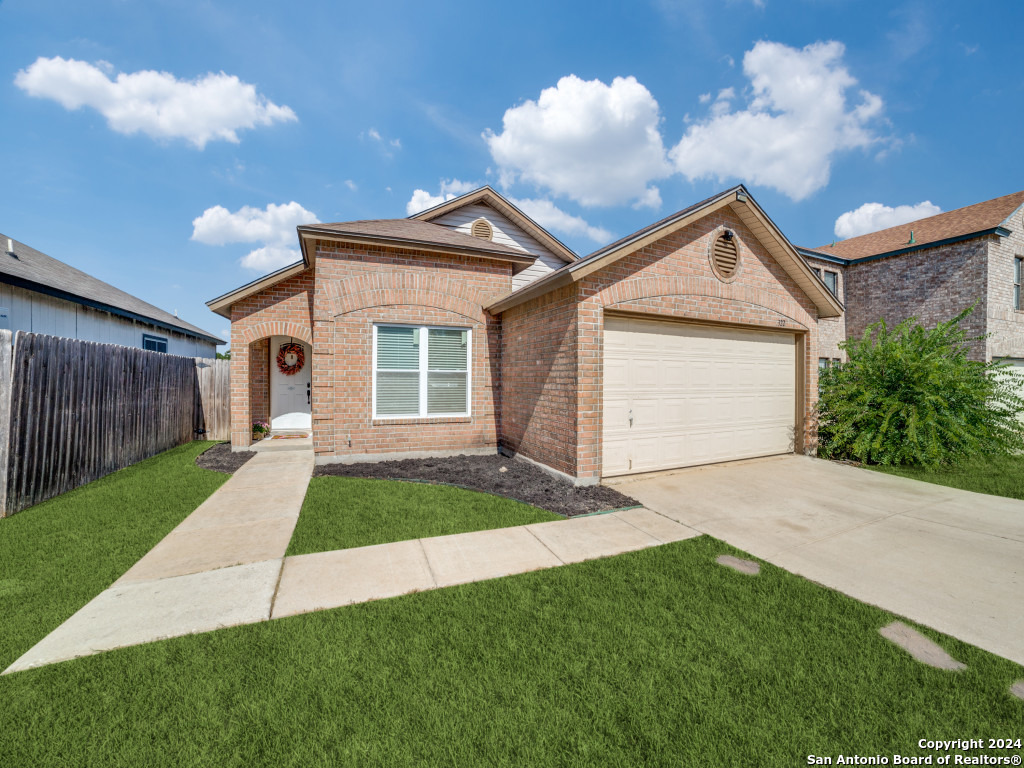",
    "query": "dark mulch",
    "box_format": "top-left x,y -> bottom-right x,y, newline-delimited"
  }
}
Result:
313,453 -> 640,517
196,442 -> 256,474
